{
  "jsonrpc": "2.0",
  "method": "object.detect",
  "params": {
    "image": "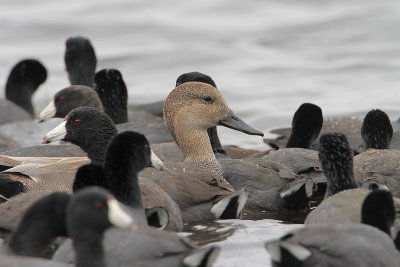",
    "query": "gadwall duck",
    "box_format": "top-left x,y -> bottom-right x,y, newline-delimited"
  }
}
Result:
142,81 -> 265,221
266,190 -> 400,267
175,72 -> 225,157
140,71 -> 260,163
162,81 -> 263,177
175,71 -> 263,159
